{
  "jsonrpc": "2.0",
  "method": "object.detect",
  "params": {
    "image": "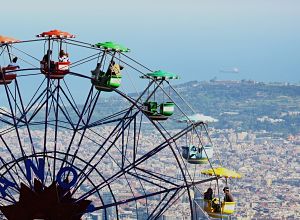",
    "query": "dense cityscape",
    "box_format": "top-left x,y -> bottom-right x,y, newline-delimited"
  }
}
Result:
0,125 -> 299,219
0,80 -> 299,219
211,128 -> 300,219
